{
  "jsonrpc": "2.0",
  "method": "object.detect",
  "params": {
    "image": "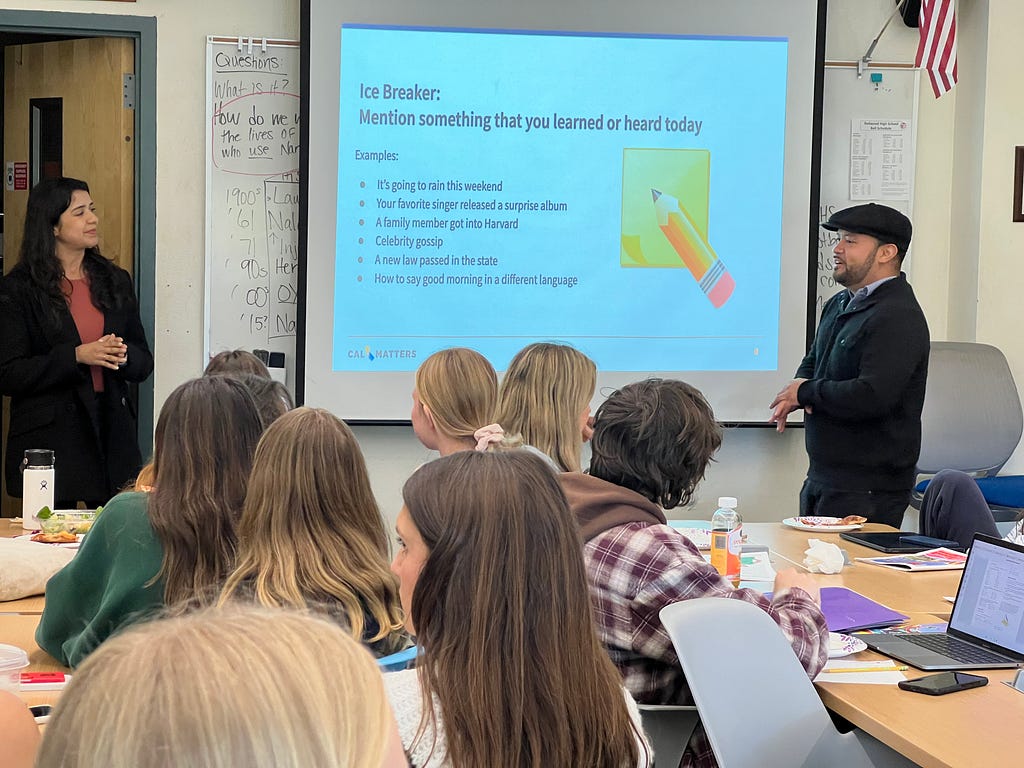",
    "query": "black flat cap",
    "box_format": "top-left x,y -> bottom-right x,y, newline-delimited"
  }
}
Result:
821,203 -> 912,253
